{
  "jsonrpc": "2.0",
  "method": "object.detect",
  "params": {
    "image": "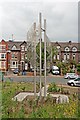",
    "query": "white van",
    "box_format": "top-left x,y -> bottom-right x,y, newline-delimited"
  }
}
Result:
51,66 -> 60,75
